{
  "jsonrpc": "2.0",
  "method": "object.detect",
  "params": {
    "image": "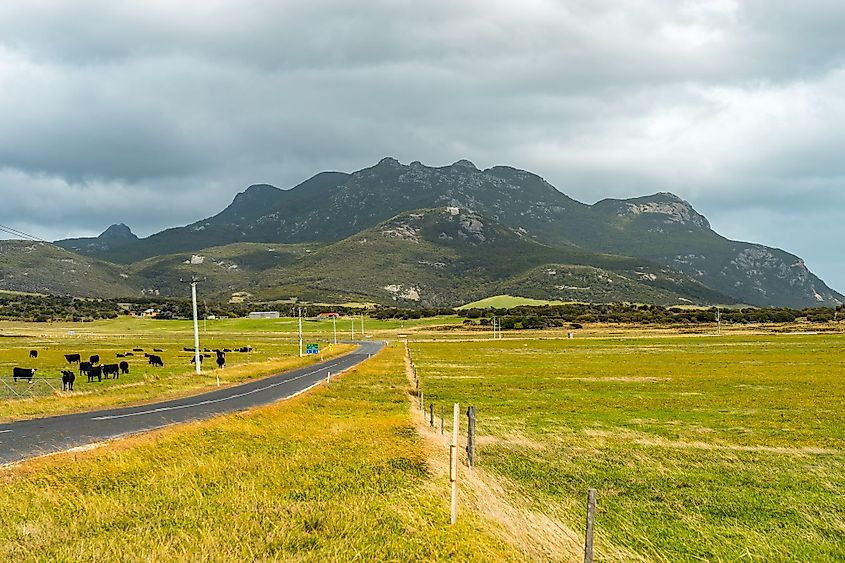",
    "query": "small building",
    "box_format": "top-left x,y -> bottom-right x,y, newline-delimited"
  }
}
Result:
248,311 -> 280,319
140,308 -> 159,318
316,312 -> 340,320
